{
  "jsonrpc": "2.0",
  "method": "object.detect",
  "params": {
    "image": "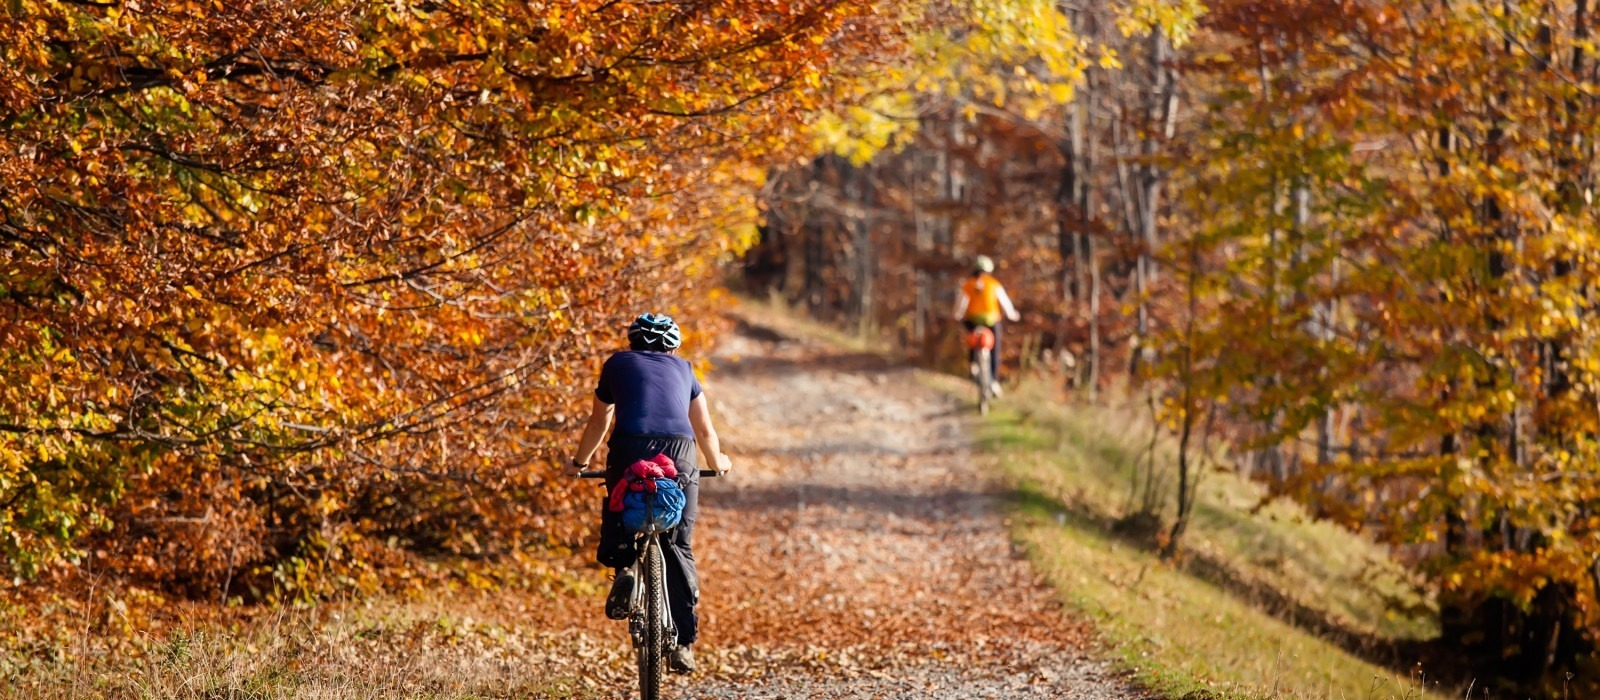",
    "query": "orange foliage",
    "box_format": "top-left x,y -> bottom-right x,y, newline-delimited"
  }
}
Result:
1162,1 -> 1600,691
0,0 -> 903,607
